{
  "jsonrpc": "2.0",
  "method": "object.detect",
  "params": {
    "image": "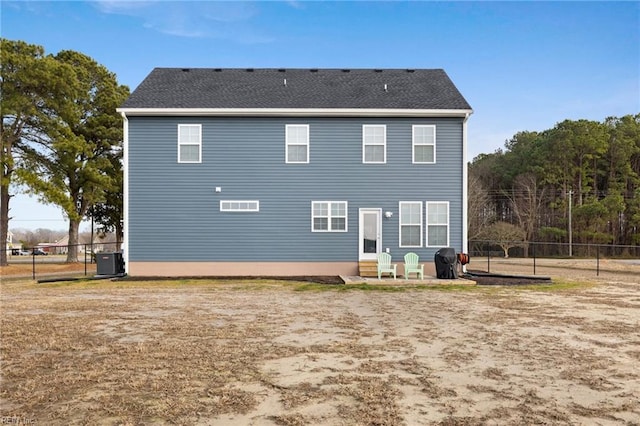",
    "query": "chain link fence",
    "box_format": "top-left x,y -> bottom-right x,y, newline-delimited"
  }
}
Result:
4,242 -> 121,281
468,240 -> 640,277
5,240 -> 639,281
